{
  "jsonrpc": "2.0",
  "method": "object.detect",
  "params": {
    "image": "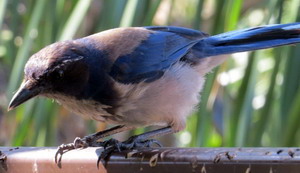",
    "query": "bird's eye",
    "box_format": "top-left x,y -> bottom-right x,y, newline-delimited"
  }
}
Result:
58,70 -> 64,78
52,70 -> 64,80
32,72 -> 38,80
